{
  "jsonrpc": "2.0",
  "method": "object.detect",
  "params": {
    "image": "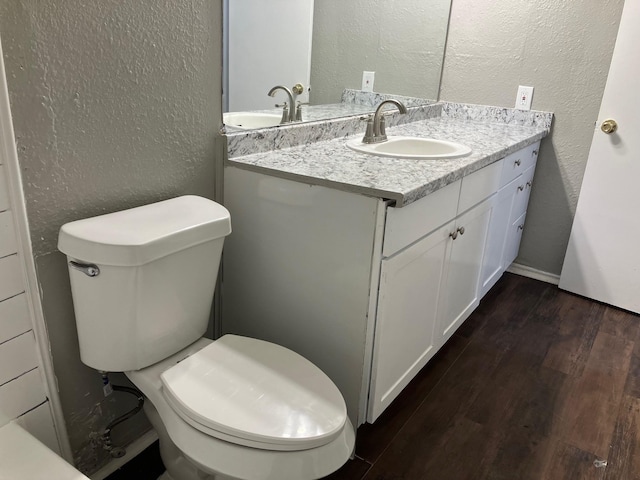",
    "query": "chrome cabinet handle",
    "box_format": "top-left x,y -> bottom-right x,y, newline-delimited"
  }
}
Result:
526,181 -> 533,188
450,226 -> 465,240
514,159 -> 521,166
533,149 -> 538,156
69,261 -> 100,277
517,224 -> 524,231
518,185 -> 525,191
